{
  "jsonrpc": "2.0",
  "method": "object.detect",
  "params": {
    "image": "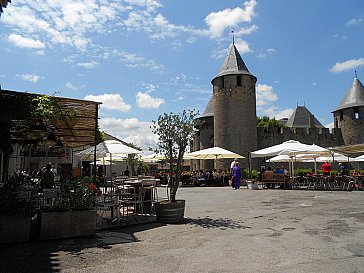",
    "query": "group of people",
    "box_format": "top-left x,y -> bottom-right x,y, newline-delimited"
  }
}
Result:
321,161 -> 350,176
